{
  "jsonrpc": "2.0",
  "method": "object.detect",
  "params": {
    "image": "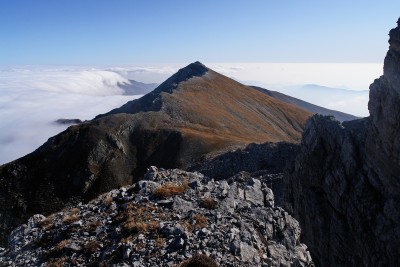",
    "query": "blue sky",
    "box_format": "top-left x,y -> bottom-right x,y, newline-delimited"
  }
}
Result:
1,0 -> 399,64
